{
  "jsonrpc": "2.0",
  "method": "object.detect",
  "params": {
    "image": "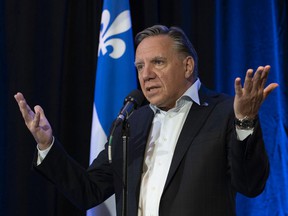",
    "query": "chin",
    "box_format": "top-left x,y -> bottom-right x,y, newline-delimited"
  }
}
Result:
149,100 -> 163,108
